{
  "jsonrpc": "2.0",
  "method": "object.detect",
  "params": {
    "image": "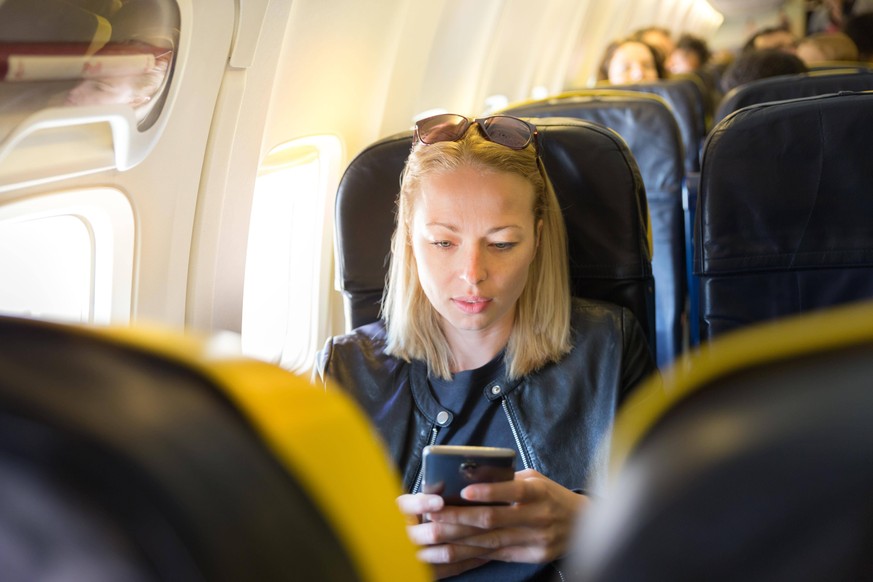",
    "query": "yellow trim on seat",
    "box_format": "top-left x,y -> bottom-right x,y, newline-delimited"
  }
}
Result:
77,323 -> 430,582
87,15 -> 113,56
213,362 -> 430,582
609,300 -> 873,478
